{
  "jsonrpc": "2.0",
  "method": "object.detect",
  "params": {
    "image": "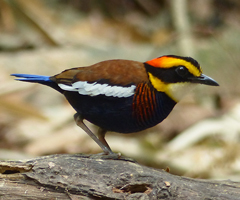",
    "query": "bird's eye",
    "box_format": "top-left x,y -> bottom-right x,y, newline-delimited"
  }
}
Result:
176,66 -> 188,77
